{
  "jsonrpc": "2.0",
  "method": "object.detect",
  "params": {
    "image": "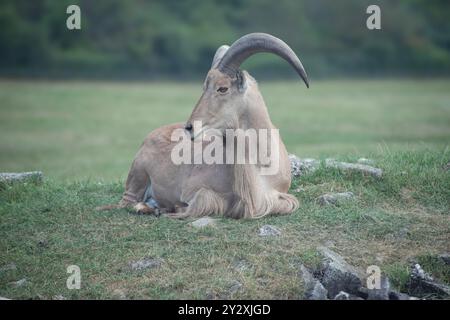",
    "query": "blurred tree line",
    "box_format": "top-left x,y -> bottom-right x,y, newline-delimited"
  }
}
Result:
0,0 -> 449,79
